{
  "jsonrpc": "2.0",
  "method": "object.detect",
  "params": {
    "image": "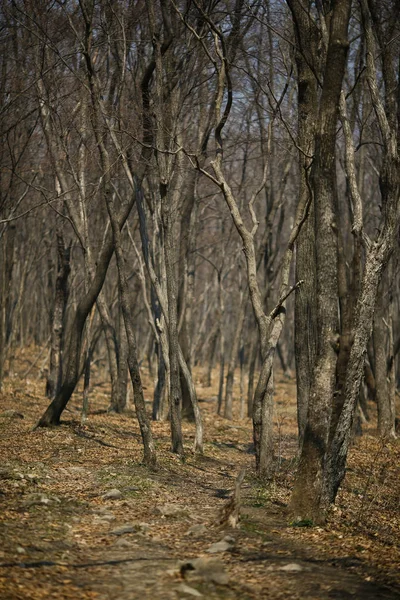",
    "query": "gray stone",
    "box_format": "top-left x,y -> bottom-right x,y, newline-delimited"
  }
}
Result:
156,503 -> 187,517
113,538 -> 134,548
93,513 -> 116,525
111,522 -> 150,535
111,524 -> 136,535
185,524 -> 207,537
206,539 -> 232,553
180,557 -> 229,586
278,563 -> 303,572
102,488 -> 123,500
176,583 -> 203,597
